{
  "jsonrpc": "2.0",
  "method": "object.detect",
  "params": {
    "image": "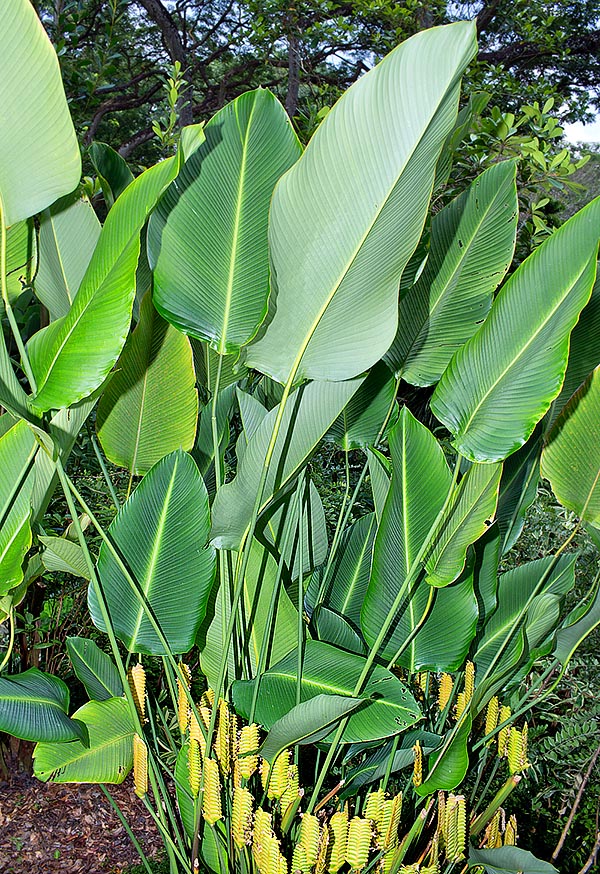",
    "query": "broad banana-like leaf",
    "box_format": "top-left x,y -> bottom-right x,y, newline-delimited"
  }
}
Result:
385,160 -> 518,385
424,461 -> 502,587
361,408 -> 451,660
5,220 -> 37,304
28,155 -> 180,413
415,713 -> 472,795
473,526 -> 501,632
326,362 -> 398,449
0,0 -> 80,225
554,581 -> 600,665
233,640 -> 422,743
496,427 -> 542,554
311,606 -> 366,655
96,292 -> 198,475
90,450 -> 215,654
547,270 -> 600,428
469,846 -> 559,874
0,421 -> 37,596
246,23 -> 477,383
367,448 -> 391,523
89,142 -> 134,209
260,694 -> 364,763
236,388 -> 269,462
0,668 -> 86,743
199,538 -> 298,688
341,730 -> 441,798
66,637 -> 123,701
431,195 -> 600,462
39,535 -> 90,579
193,340 -> 246,394
210,377 -> 364,550
541,366 -> 600,524
35,192 -> 101,320
149,89 -> 302,353
34,697 -> 134,783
